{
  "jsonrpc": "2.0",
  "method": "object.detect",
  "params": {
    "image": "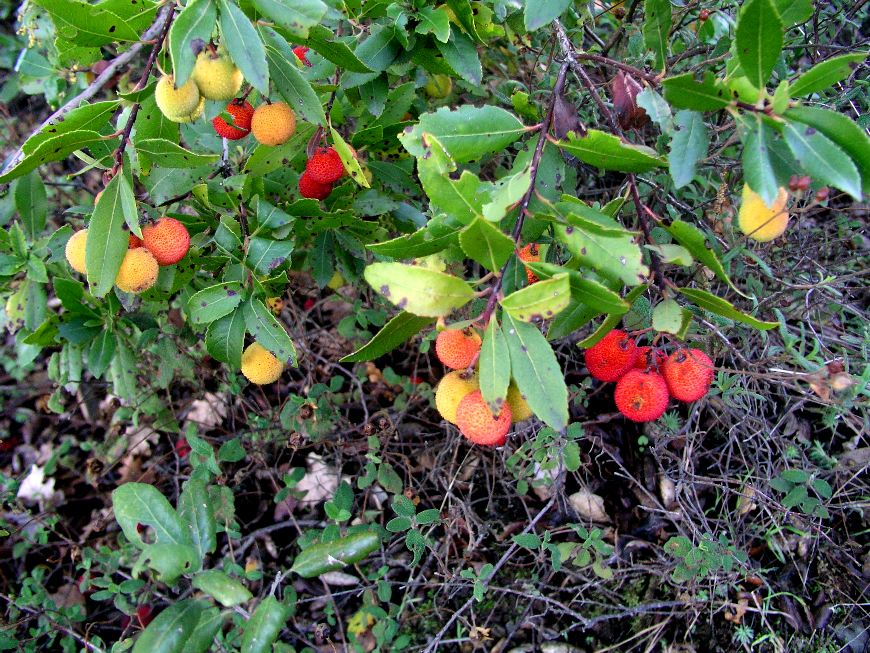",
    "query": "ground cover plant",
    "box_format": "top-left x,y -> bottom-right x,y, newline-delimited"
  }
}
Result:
0,0 -> 868,650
